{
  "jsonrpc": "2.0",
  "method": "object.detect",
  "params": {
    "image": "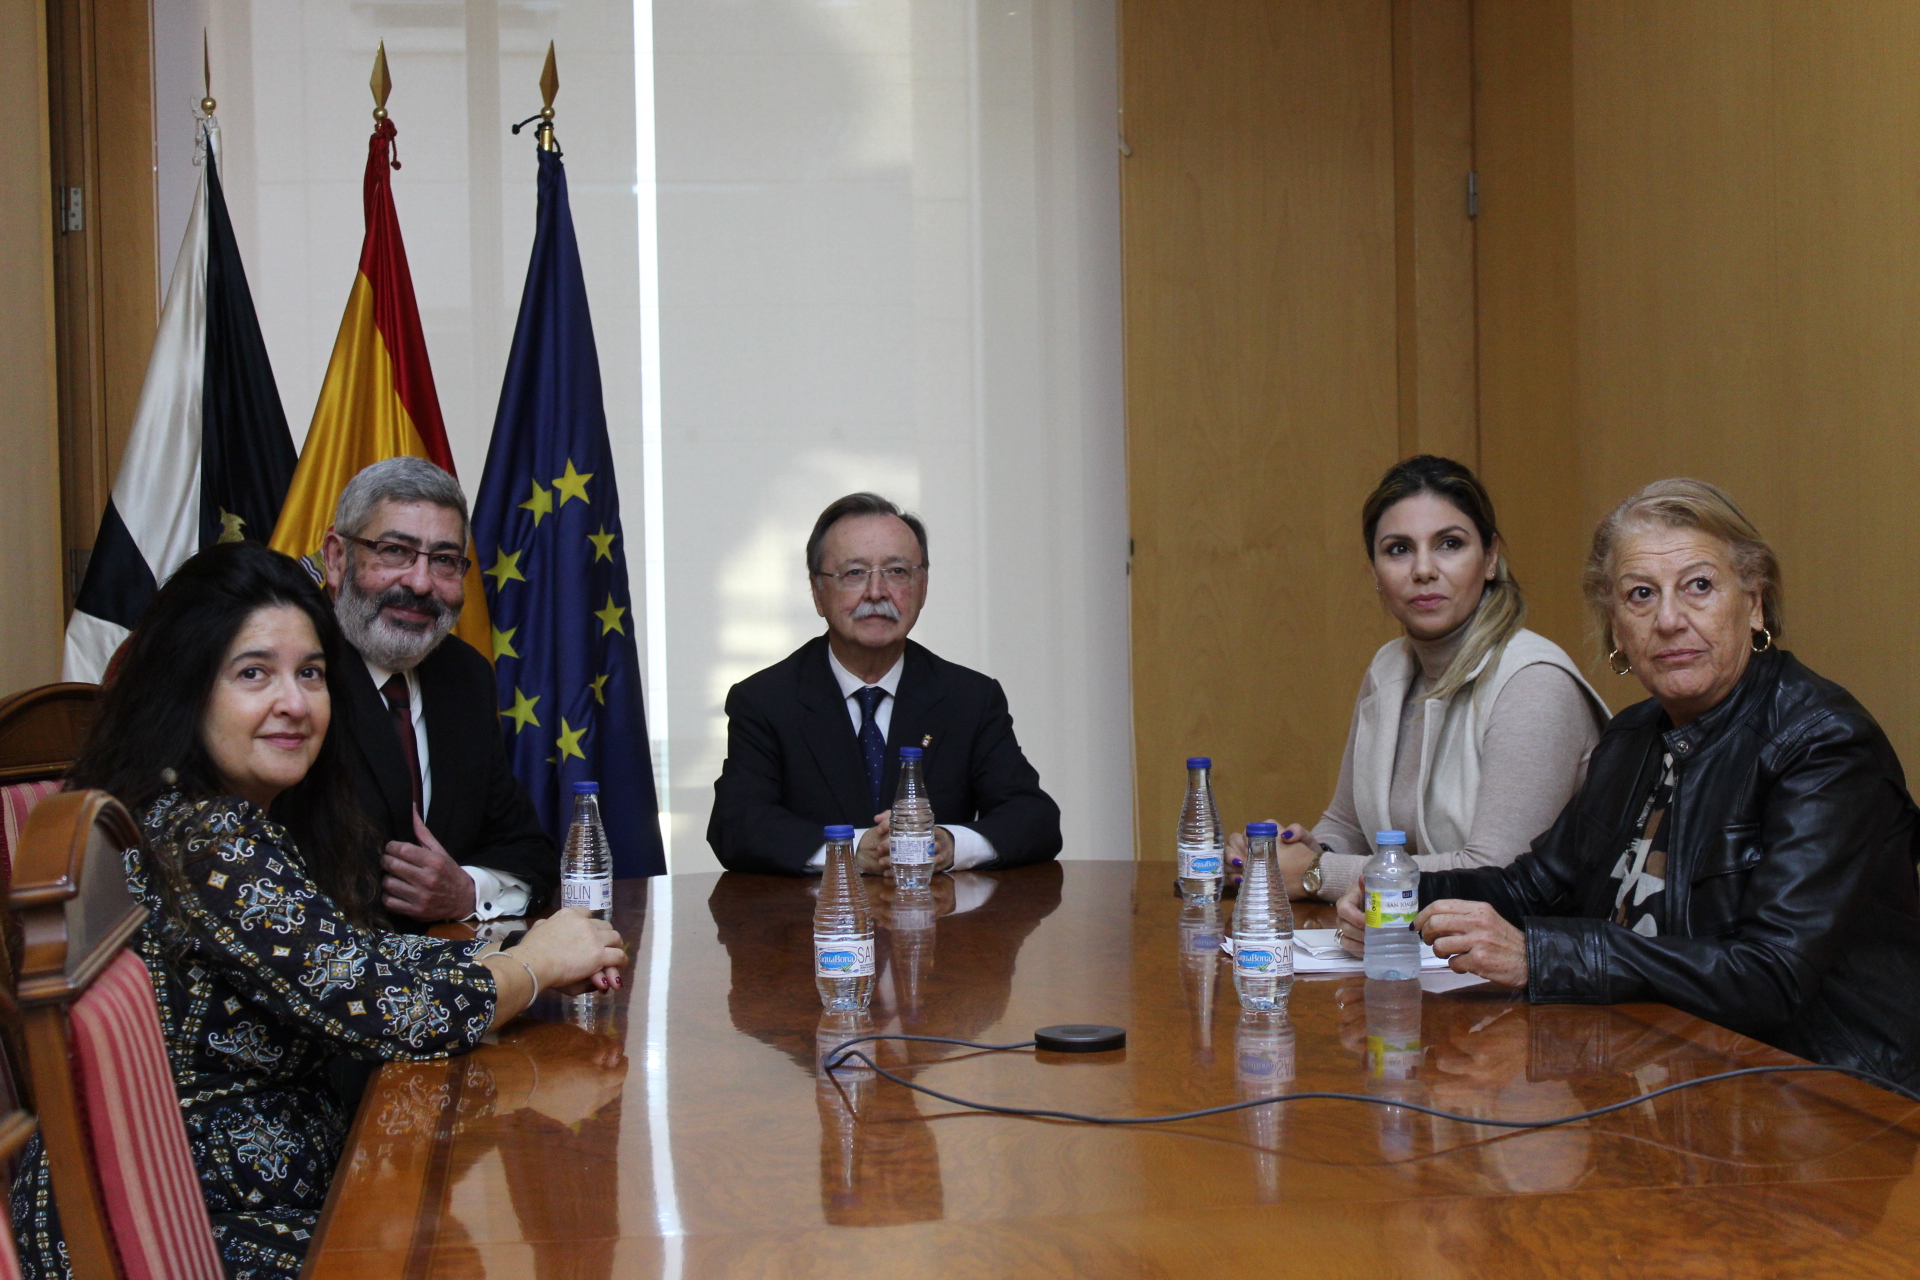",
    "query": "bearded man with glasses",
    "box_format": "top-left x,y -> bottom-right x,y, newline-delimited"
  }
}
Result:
709,492 -> 1061,876
320,457 -> 557,929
